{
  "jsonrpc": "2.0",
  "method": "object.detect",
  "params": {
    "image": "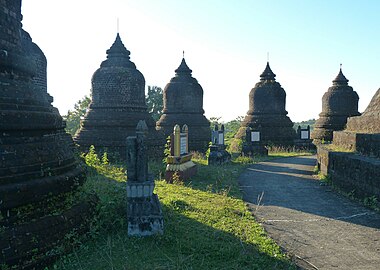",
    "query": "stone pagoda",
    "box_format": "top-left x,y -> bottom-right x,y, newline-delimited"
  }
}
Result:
317,88 -> 380,200
74,34 -> 163,160
0,1 -> 94,268
235,62 -> 296,146
156,57 -> 210,152
311,67 -> 360,143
